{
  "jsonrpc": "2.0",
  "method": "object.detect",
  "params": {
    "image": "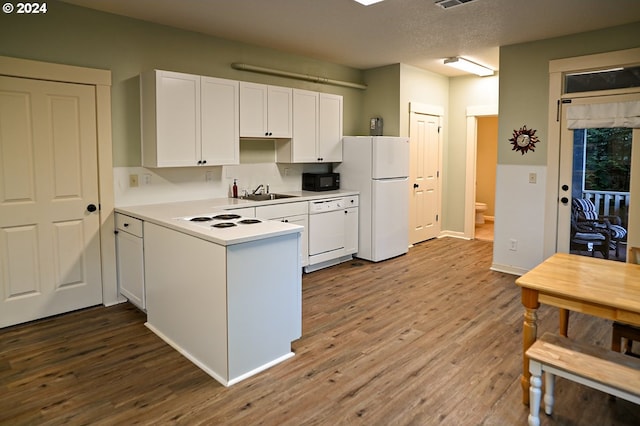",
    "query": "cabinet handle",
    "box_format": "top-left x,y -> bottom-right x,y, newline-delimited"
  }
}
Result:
197,160 -> 202,165
202,160 -> 207,165
87,204 -> 97,212
123,223 -> 129,227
